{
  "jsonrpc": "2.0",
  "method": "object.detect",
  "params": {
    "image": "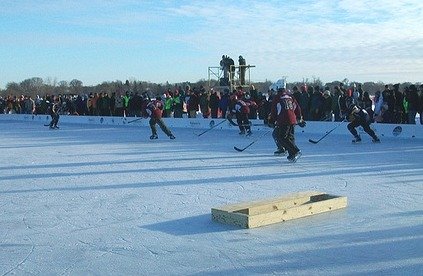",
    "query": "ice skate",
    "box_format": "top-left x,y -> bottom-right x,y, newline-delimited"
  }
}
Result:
287,151 -> 302,163
352,135 -> 361,143
274,148 -> 287,156
372,137 -> 381,143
